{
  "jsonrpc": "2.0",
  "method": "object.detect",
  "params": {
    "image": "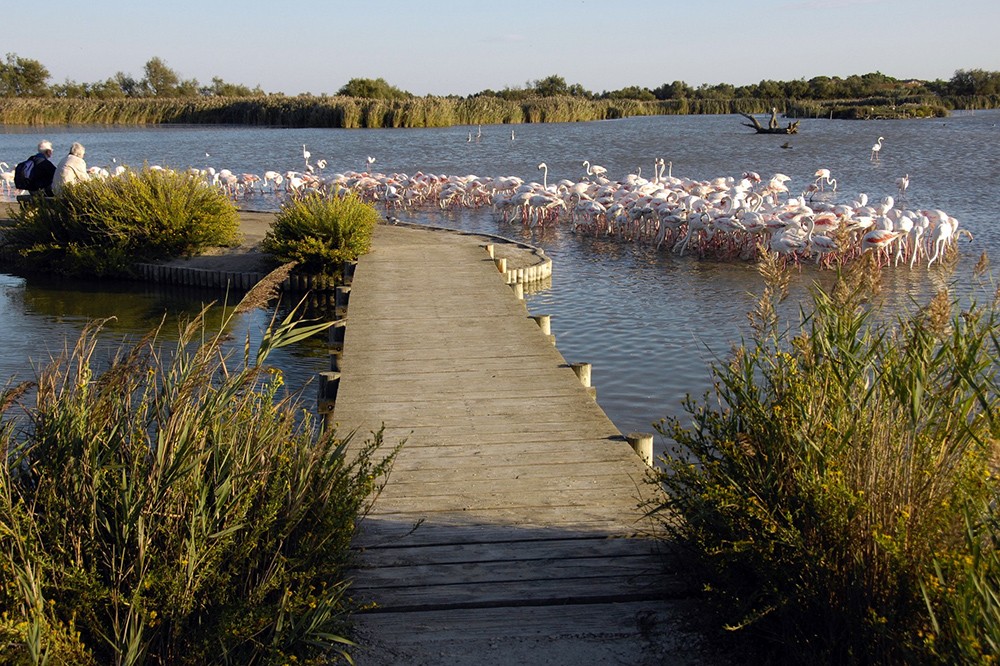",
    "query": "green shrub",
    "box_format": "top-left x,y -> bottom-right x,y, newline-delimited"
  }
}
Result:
6,168 -> 241,277
651,251 -> 1000,664
262,192 -> 378,276
0,269 -> 398,665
